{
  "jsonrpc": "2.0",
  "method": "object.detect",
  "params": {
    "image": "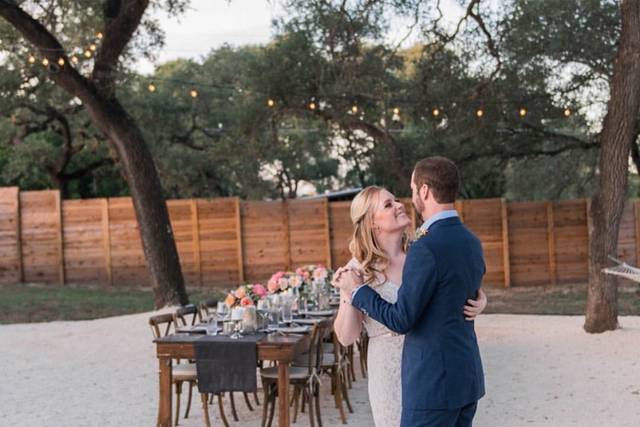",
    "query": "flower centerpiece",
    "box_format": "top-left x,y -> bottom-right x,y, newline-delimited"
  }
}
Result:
266,271 -> 304,294
224,283 -> 268,308
294,264 -> 334,309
